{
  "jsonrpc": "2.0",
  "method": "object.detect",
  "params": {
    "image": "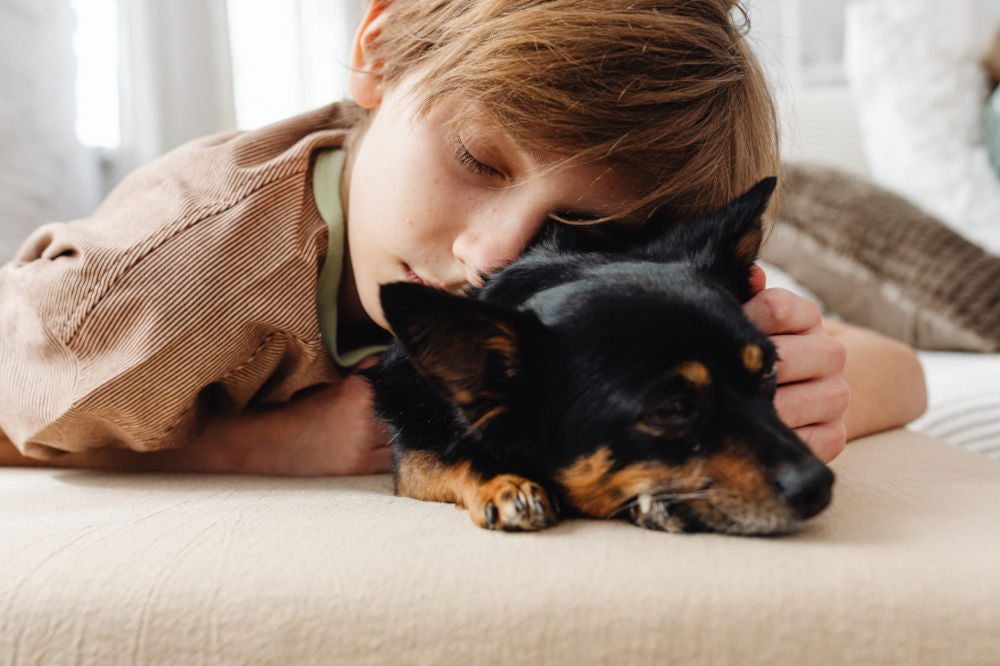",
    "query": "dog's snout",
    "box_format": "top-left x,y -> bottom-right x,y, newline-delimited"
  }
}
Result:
773,462 -> 834,520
